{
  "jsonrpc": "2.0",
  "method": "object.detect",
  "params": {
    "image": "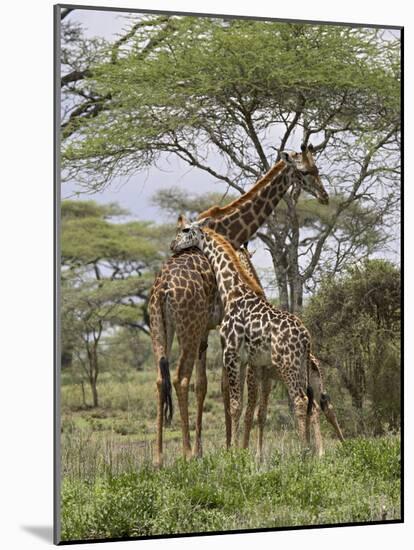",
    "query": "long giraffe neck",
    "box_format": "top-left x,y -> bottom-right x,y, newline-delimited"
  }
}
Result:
199,160 -> 296,250
201,228 -> 263,307
237,248 -> 264,293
